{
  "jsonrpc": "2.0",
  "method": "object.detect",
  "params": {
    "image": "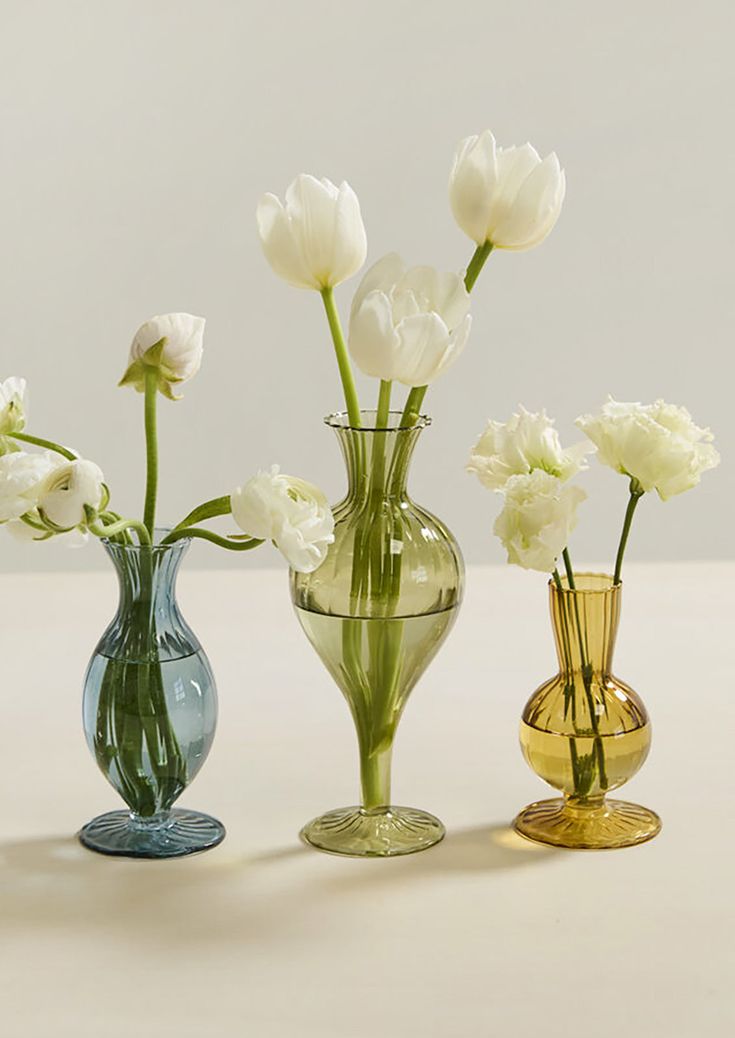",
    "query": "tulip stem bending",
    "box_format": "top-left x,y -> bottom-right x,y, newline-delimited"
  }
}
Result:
321,287 -> 361,428
613,481 -> 644,585
7,431 -> 77,461
464,241 -> 494,293
143,368 -> 159,537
